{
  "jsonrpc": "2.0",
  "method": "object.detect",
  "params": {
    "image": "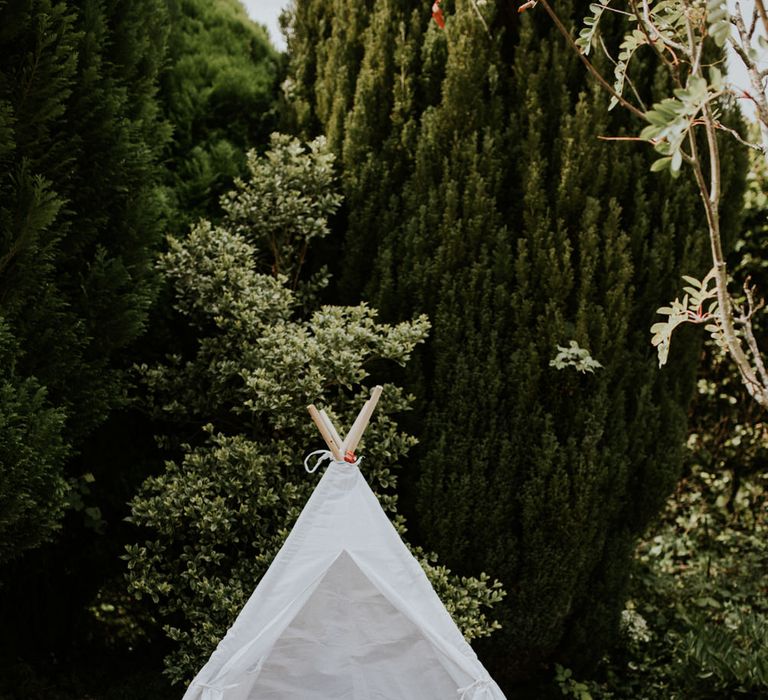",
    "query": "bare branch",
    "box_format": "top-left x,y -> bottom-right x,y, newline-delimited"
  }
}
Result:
713,117 -> 768,153
755,0 -> 768,37
469,0 -> 491,38
743,2 -> 759,38
684,101 -> 765,404
730,5 -> 768,153
740,279 -> 768,387
738,277 -> 767,323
